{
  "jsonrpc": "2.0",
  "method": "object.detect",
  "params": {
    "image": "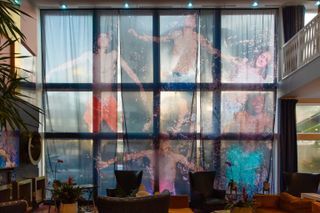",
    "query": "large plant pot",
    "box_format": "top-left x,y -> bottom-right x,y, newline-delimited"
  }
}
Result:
231,207 -> 253,213
60,202 -> 78,213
